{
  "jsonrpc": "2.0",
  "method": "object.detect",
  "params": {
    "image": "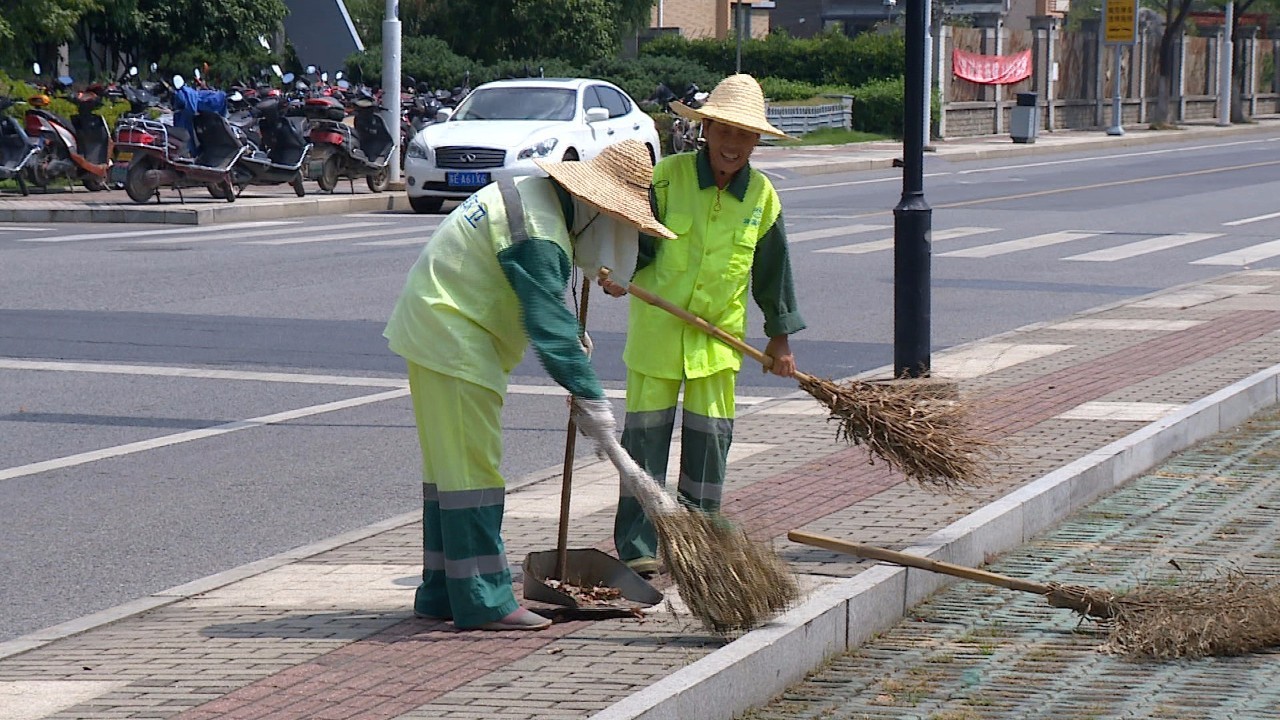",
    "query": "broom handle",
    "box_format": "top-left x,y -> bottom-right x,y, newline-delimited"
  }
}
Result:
556,276 -> 593,580
787,530 -> 1054,596
619,278 -> 818,385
